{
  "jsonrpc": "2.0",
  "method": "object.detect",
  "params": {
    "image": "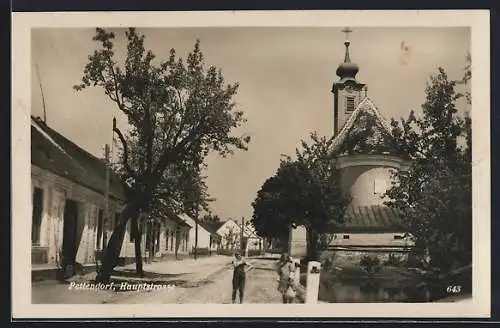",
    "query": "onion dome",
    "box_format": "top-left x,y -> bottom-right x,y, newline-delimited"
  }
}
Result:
336,40 -> 359,80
